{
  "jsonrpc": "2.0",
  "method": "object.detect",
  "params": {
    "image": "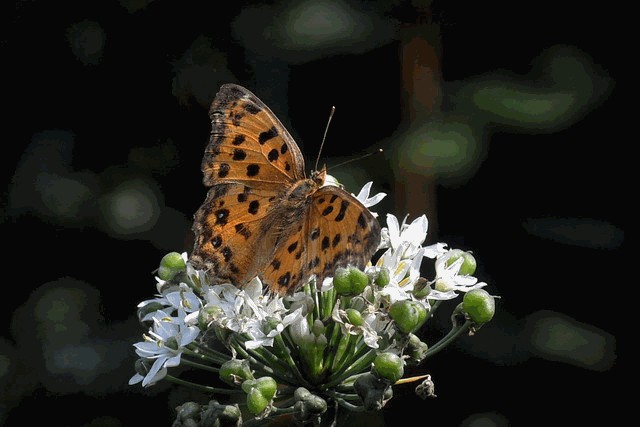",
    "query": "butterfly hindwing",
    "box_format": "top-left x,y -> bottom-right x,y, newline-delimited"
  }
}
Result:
191,183 -> 282,286
263,185 -> 381,294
